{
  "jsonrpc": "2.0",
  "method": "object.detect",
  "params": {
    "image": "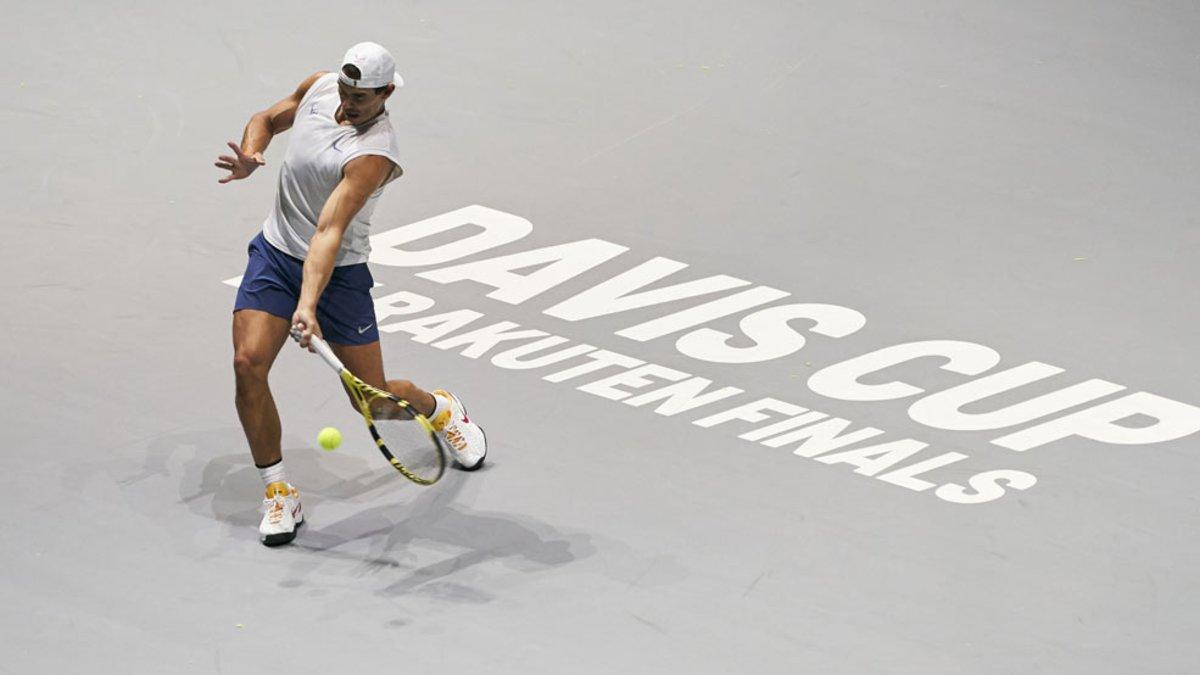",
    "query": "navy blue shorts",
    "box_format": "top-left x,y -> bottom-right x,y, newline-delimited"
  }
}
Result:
234,232 -> 380,345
